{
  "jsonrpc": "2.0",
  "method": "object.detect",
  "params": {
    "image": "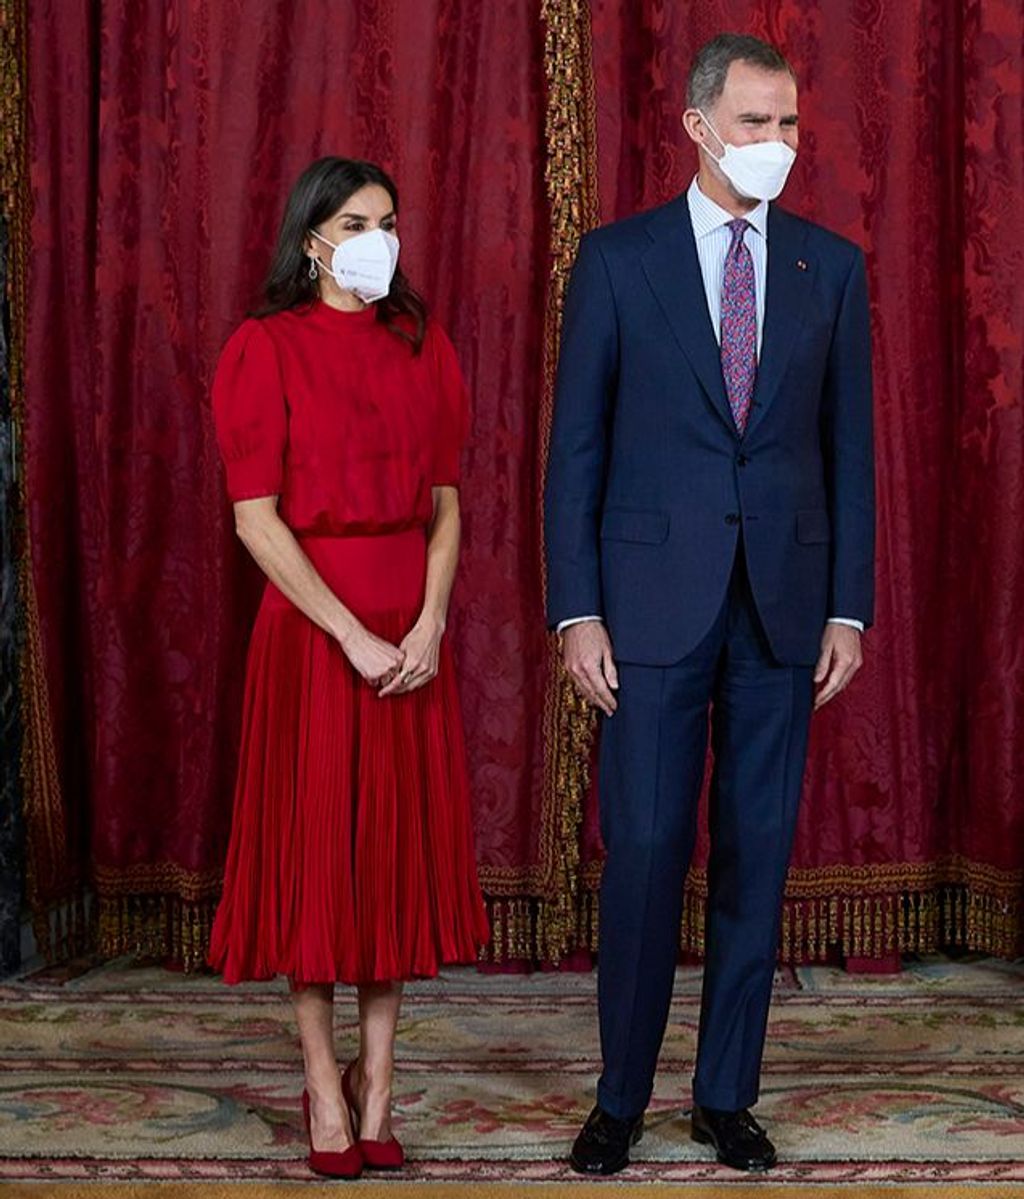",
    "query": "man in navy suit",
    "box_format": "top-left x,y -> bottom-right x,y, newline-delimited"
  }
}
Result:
544,34 -> 874,1174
